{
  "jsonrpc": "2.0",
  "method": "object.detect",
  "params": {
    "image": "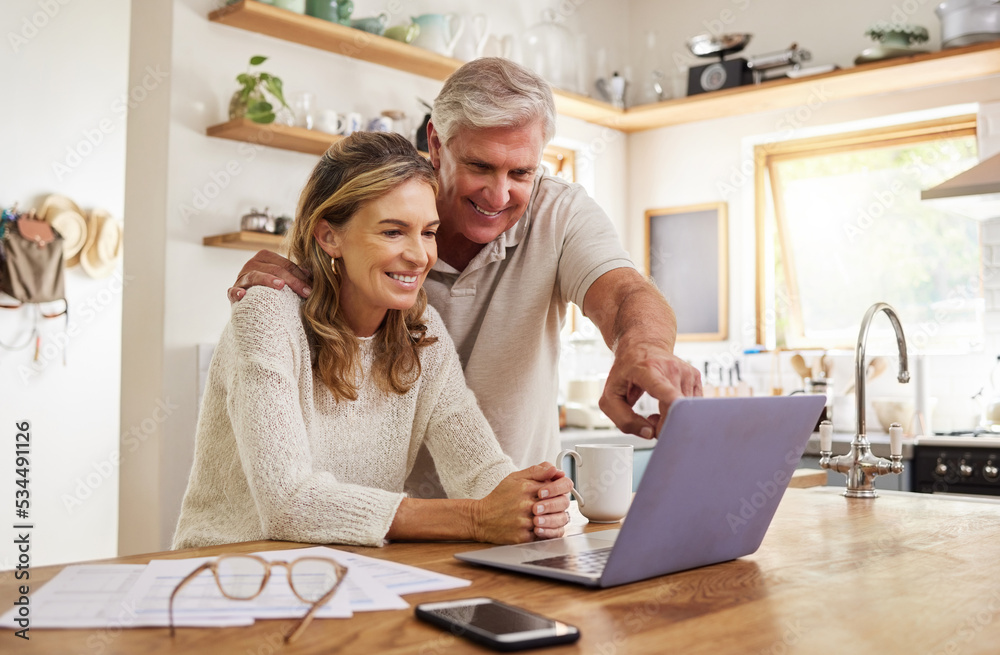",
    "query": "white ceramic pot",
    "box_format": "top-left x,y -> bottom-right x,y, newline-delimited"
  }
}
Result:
936,0 -> 1000,48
